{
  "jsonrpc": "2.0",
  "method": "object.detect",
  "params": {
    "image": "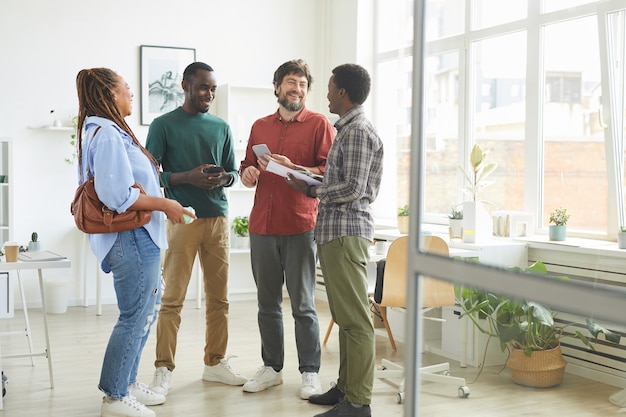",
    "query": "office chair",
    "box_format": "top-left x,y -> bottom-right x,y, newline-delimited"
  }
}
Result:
373,235 -> 470,403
